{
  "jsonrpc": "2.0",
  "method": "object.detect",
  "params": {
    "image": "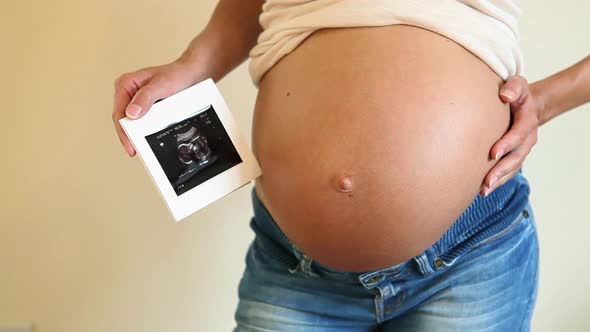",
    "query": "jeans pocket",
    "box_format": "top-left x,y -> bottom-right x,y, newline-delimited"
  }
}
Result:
471,209 -> 529,250
438,203 -> 532,267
